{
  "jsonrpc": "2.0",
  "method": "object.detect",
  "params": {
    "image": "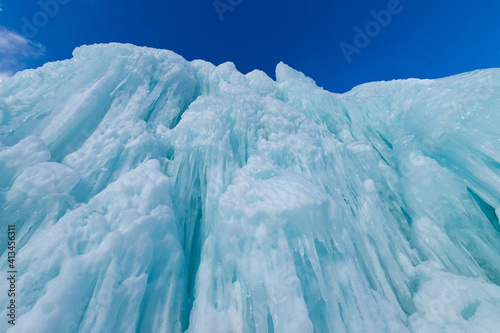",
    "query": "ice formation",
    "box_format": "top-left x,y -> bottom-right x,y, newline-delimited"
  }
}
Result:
1,43 -> 500,332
